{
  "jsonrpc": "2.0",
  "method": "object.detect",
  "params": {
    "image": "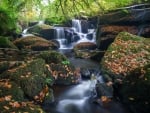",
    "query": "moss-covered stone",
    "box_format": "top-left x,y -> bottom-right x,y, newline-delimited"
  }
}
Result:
0,79 -> 24,101
14,35 -> 58,50
39,51 -> 68,64
101,32 -> 150,76
0,100 -> 45,113
0,36 -> 18,49
26,23 -> 55,40
0,59 -> 54,100
101,32 -> 150,113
